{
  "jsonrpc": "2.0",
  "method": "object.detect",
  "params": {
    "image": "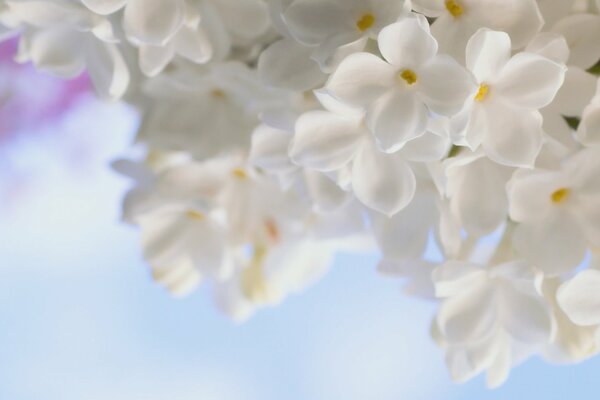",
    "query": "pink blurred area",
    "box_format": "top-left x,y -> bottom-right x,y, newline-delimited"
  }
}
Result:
0,37 -> 91,144
0,37 -> 137,212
